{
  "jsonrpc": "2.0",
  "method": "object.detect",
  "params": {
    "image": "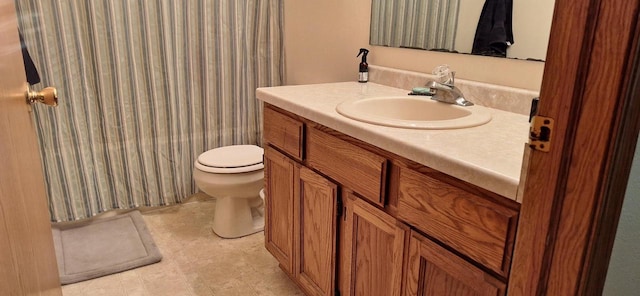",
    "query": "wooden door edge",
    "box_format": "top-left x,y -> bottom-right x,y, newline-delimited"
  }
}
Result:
579,11 -> 640,293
